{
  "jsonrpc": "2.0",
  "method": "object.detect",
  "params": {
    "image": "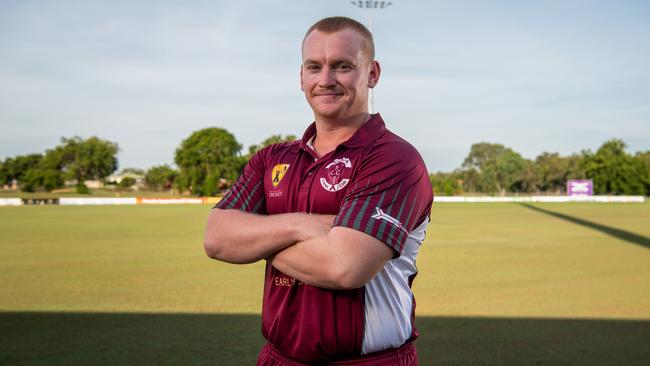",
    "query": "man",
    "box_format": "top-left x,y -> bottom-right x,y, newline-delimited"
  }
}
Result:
204,16 -> 433,365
